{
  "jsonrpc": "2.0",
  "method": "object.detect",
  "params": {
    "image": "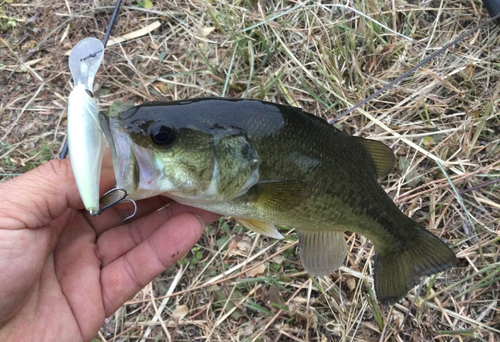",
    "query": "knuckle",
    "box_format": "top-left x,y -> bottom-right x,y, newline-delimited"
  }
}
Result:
36,159 -> 73,182
122,253 -> 143,291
